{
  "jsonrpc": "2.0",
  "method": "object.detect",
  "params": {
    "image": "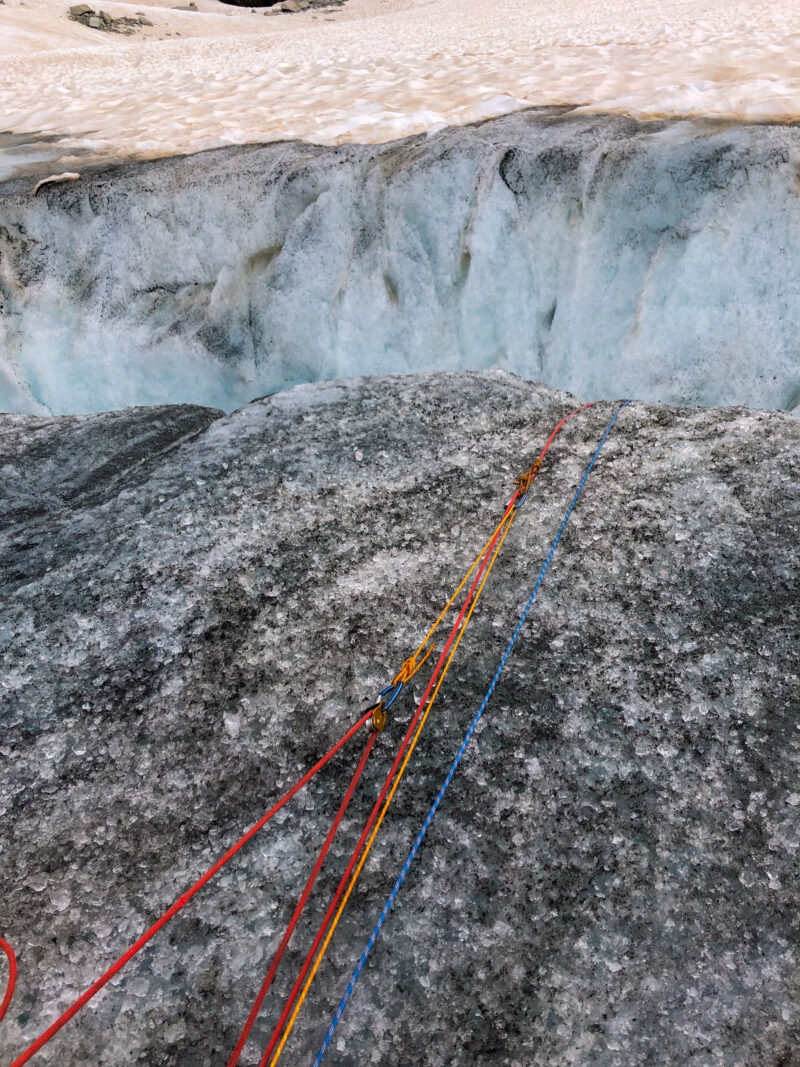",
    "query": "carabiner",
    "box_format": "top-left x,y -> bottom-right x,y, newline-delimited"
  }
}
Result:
379,679 -> 403,711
